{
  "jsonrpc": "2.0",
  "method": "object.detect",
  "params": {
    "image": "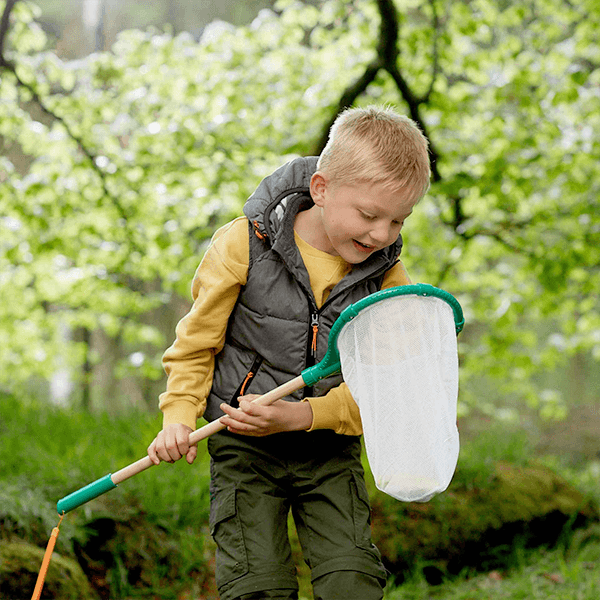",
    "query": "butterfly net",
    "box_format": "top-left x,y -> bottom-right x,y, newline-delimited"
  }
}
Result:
338,294 -> 459,502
